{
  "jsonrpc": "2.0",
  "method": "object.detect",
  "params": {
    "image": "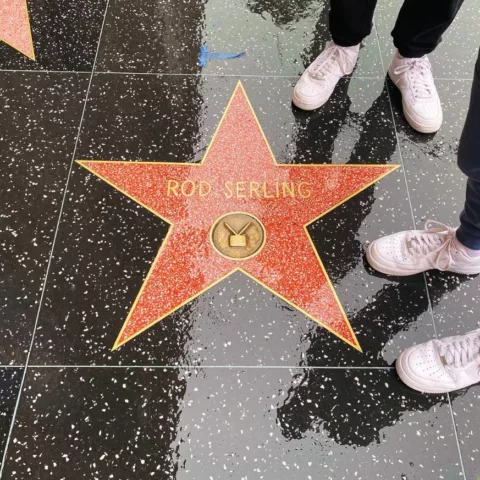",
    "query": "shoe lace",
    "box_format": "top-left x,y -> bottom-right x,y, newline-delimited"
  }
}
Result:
393,56 -> 434,98
309,44 -> 354,81
405,220 -> 456,270
440,334 -> 480,368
